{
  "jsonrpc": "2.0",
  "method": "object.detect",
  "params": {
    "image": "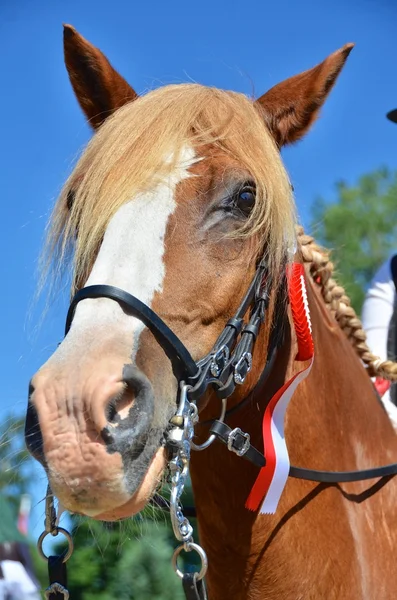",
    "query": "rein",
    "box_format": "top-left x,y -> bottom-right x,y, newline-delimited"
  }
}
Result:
39,257 -> 397,600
